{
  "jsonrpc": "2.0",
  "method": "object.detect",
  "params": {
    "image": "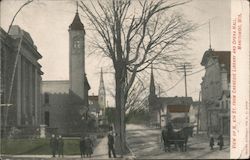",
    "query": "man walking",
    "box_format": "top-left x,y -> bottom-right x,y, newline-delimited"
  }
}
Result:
85,134 -> 94,158
161,127 -> 168,152
209,135 -> 214,150
58,135 -> 64,157
50,134 -> 58,158
80,136 -> 86,158
217,134 -> 224,150
108,130 -> 116,158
